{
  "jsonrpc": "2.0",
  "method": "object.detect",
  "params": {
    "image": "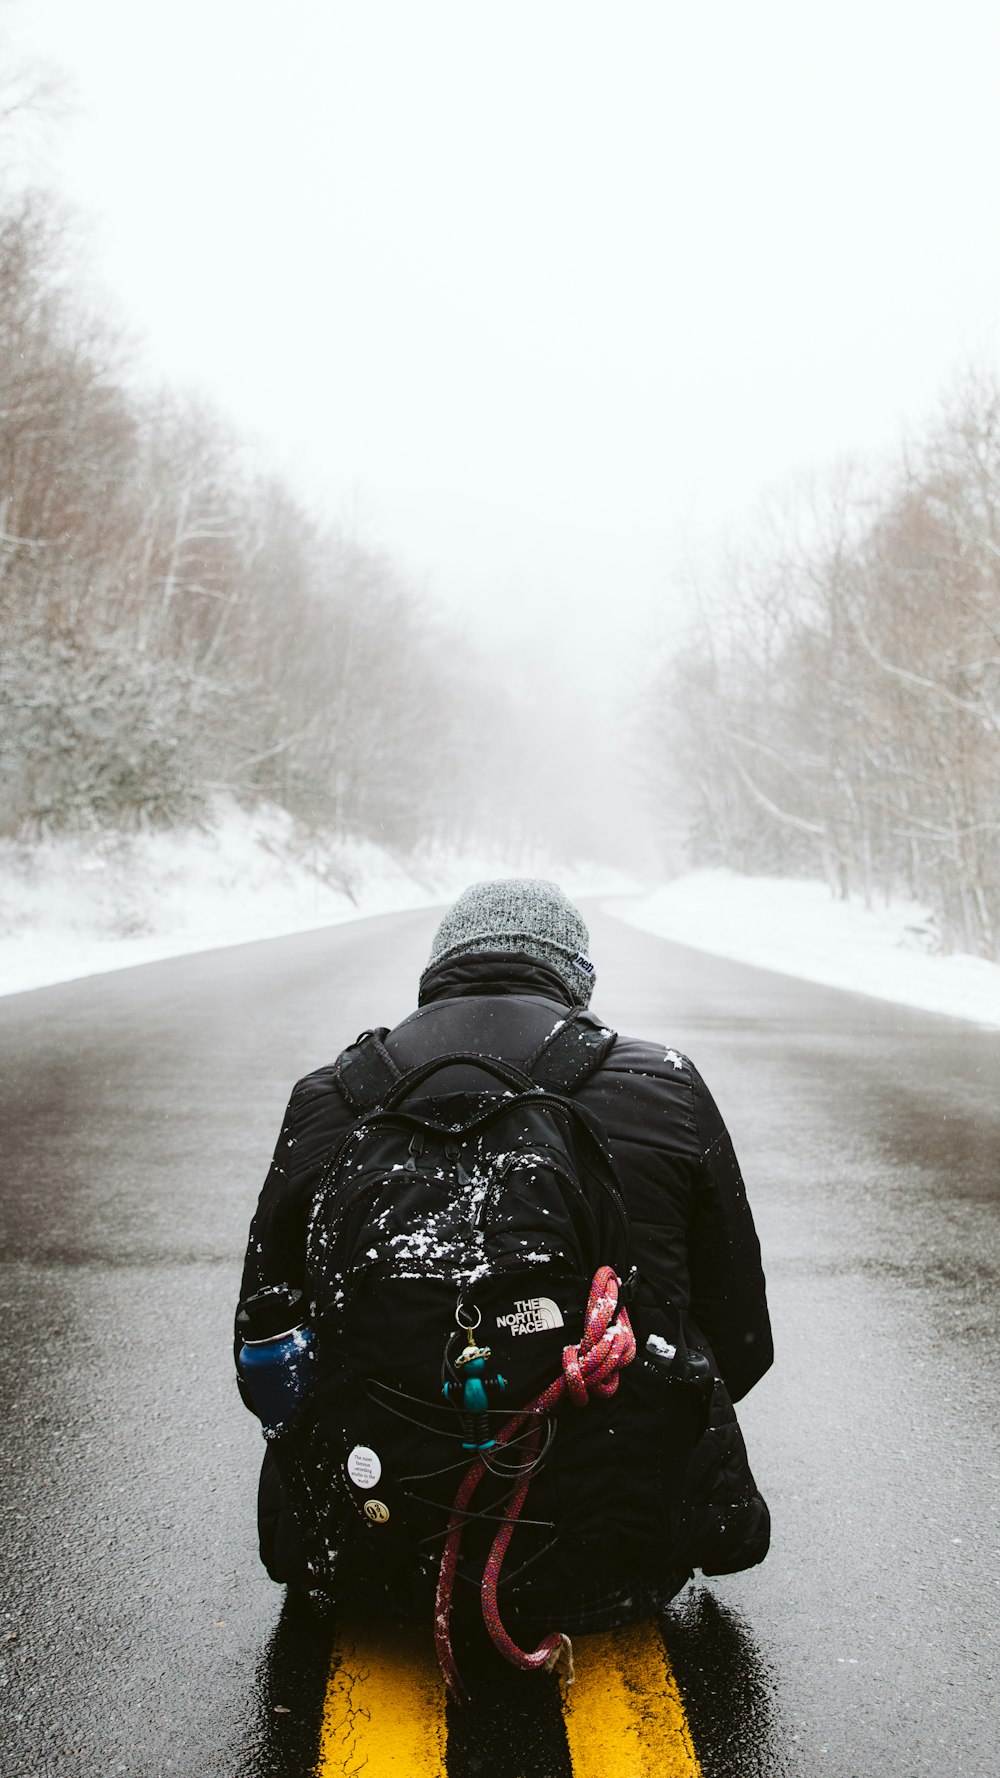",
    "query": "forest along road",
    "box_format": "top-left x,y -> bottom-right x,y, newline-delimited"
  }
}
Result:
1,904 -> 998,1778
